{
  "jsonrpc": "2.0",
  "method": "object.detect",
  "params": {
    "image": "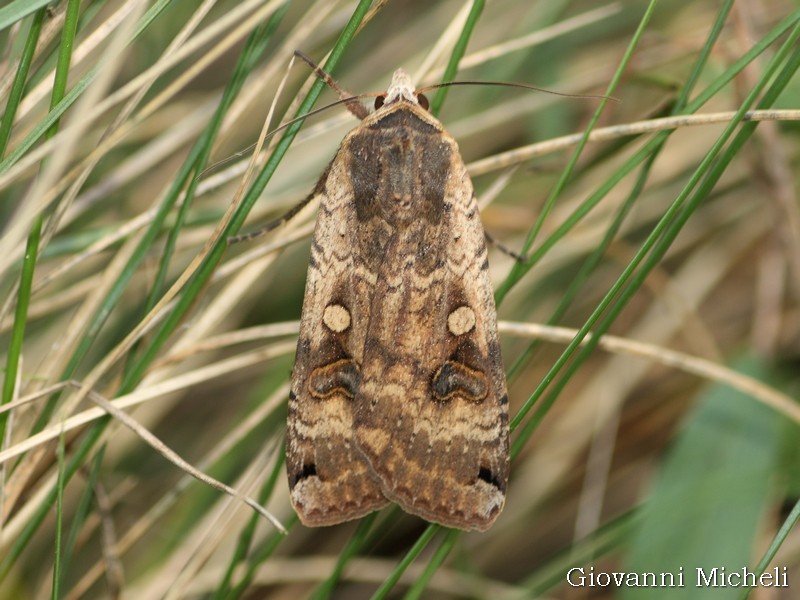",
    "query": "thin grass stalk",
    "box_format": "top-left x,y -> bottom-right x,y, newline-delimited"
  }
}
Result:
0,0 -> 177,179
0,0 -> 374,588
309,513 -> 379,600
126,4 -> 290,375
47,3 -> 82,592
212,450 -> 287,599
118,0 -> 374,394
736,499 -> 800,600
370,525 -> 438,600
0,10 -> 45,155
402,528 -> 459,600
56,447 -> 105,596
226,513 -> 300,599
